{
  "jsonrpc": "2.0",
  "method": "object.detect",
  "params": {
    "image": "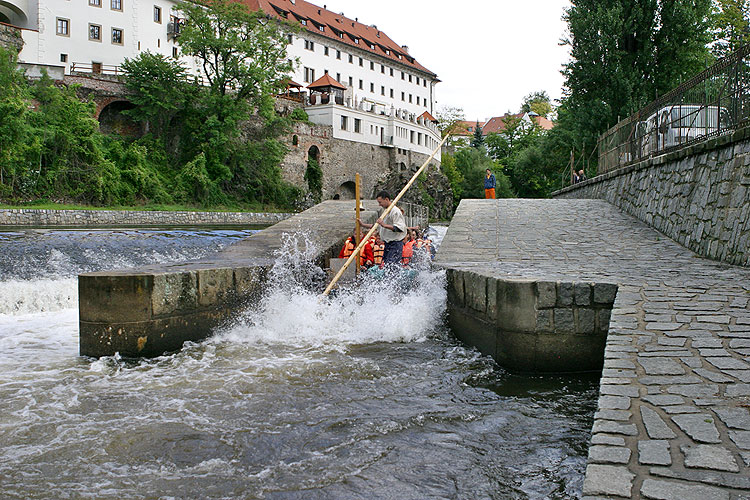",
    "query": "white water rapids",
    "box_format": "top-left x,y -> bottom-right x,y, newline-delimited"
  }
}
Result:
0,226 -> 596,500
